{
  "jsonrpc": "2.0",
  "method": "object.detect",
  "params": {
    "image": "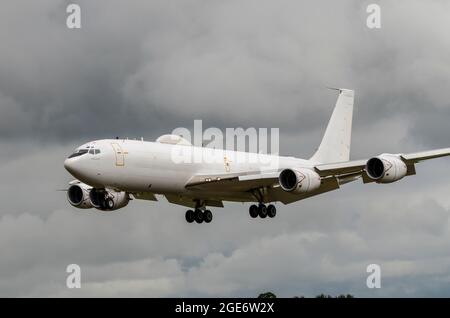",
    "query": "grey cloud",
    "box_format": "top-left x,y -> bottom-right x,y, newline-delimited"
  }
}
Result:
3,190 -> 450,297
1,0 -> 449,150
